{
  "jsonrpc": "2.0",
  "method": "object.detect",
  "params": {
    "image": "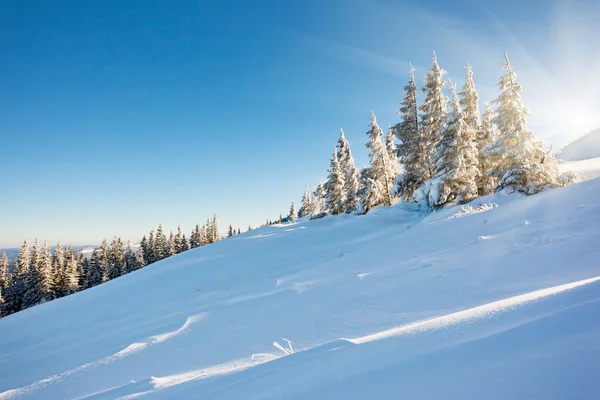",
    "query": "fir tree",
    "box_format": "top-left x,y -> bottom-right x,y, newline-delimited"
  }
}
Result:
363,111 -> 398,210
189,225 -> 199,249
5,240 -> 29,314
167,231 -> 177,256
299,185 -> 312,218
206,219 -> 214,244
23,240 -> 54,308
421,81 -> 479,207
310,184 -> 327,216
337,129 -> 361,213
394,64 -> 430,201
175,226 -> 184,253
484,53 -> 562,194
147,230 -> 156,264
0,253 -> 8,297
140,235 -> 148,260
227,224 -> 235,238
52,243 -> 65,297
477,102 -> 499,195
107,237 -> 123,280
135,247 -> 146,270
180,234 -> 189,252
419,52 -> 448,177
237,228 -> 241,235
324,147 -> 345,215
0,286 -> 5,317
289,201 -> 298,222
154,225 -> 167,261
85,249 -> 104,288
211,215 -> 219,243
